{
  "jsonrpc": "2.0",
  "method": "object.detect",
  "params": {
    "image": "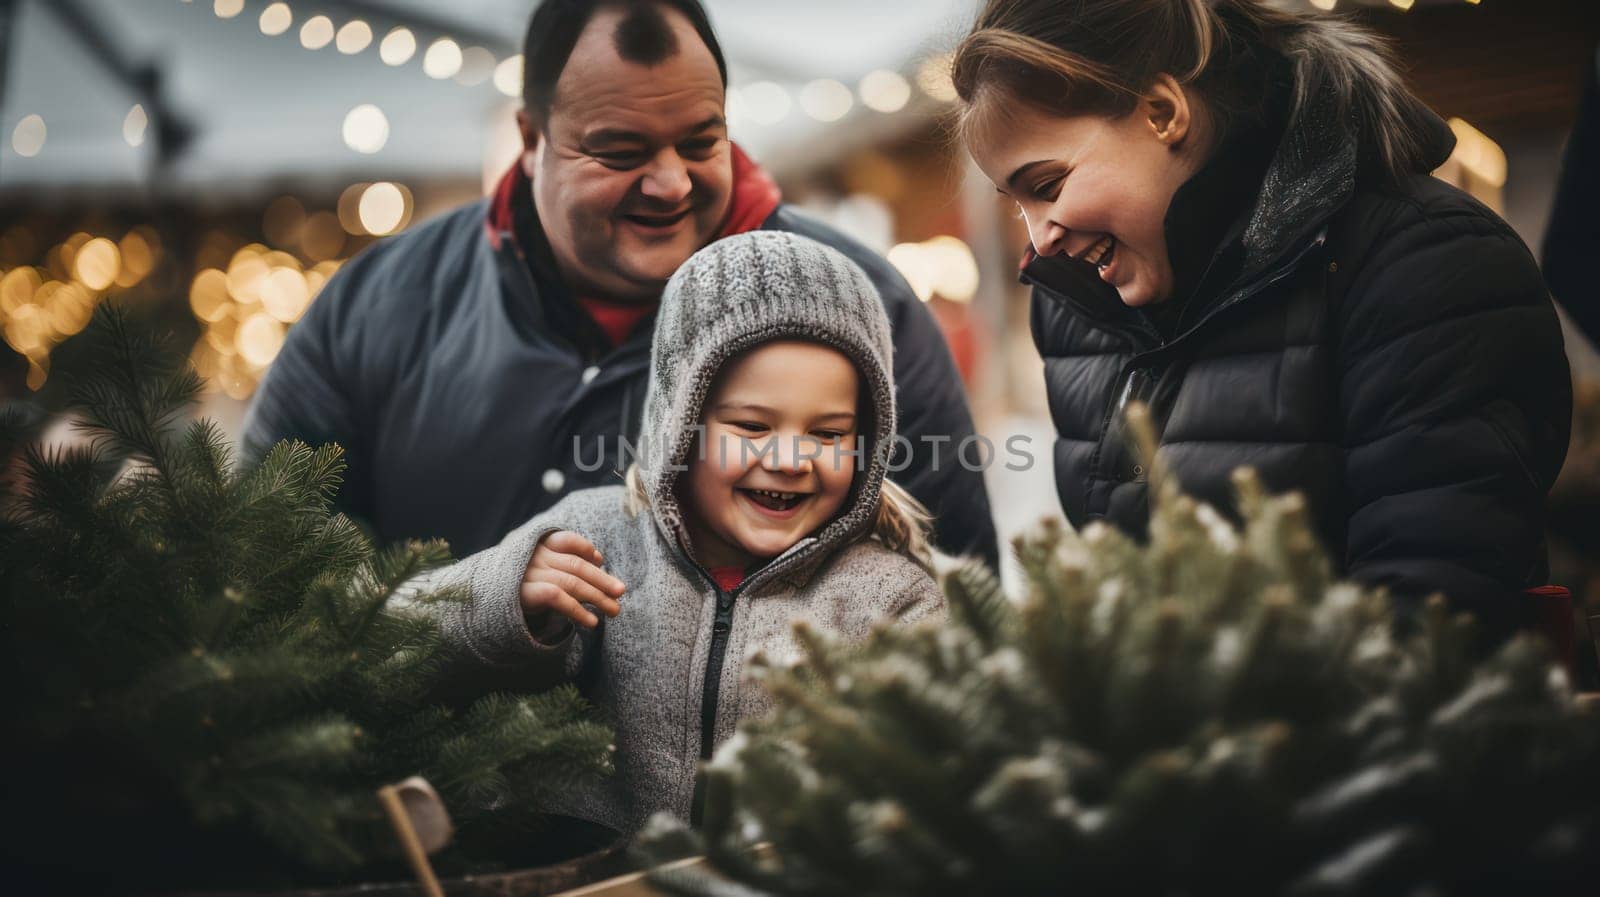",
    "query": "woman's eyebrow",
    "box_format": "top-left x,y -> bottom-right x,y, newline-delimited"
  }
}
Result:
1006,159 -> 1052,191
